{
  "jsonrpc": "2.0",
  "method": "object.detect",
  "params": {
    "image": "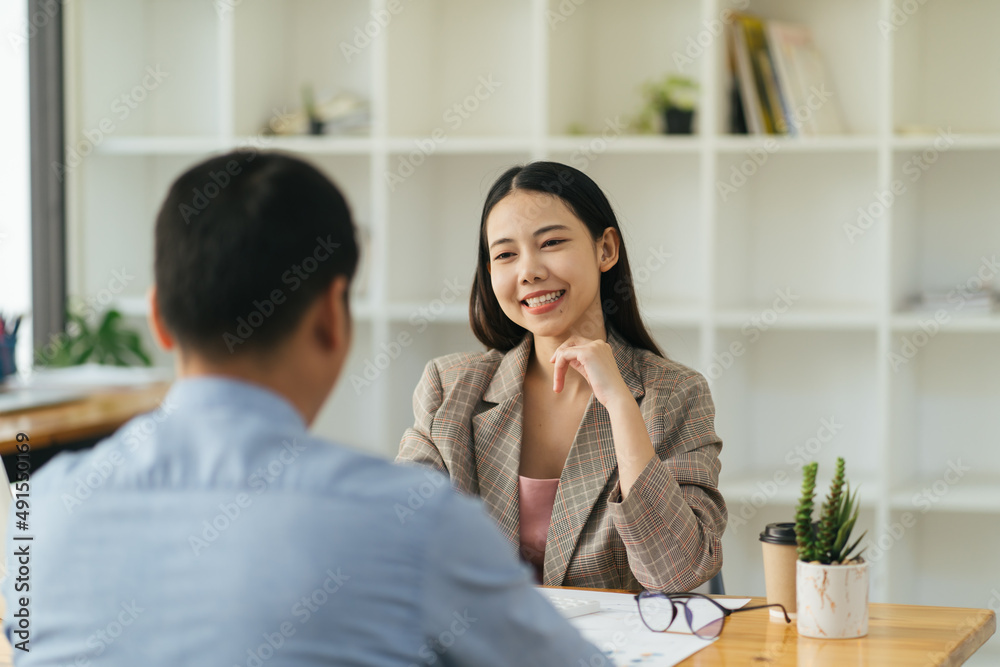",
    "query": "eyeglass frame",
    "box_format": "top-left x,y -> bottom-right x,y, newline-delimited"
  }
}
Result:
633,590 -> 791,639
